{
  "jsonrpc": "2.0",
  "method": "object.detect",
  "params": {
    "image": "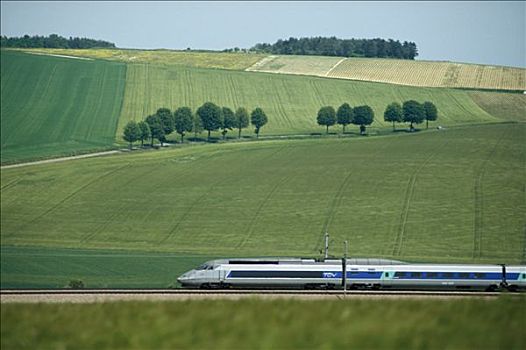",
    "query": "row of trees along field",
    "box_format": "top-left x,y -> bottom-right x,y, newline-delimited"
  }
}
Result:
250,36 -> 418,59
317,100 -> 438,134
122,102 -> 268,149
0,34 -> 115,49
